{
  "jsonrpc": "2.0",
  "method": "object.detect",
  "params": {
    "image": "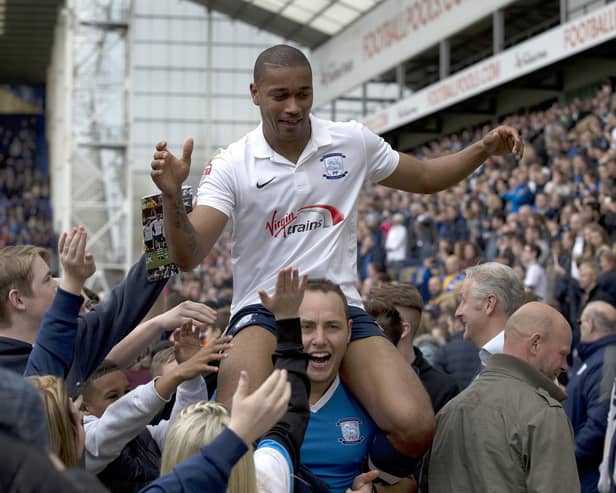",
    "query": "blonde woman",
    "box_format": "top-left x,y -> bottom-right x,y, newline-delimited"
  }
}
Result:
27,375 -> 84,468
161,399 -> 259,493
